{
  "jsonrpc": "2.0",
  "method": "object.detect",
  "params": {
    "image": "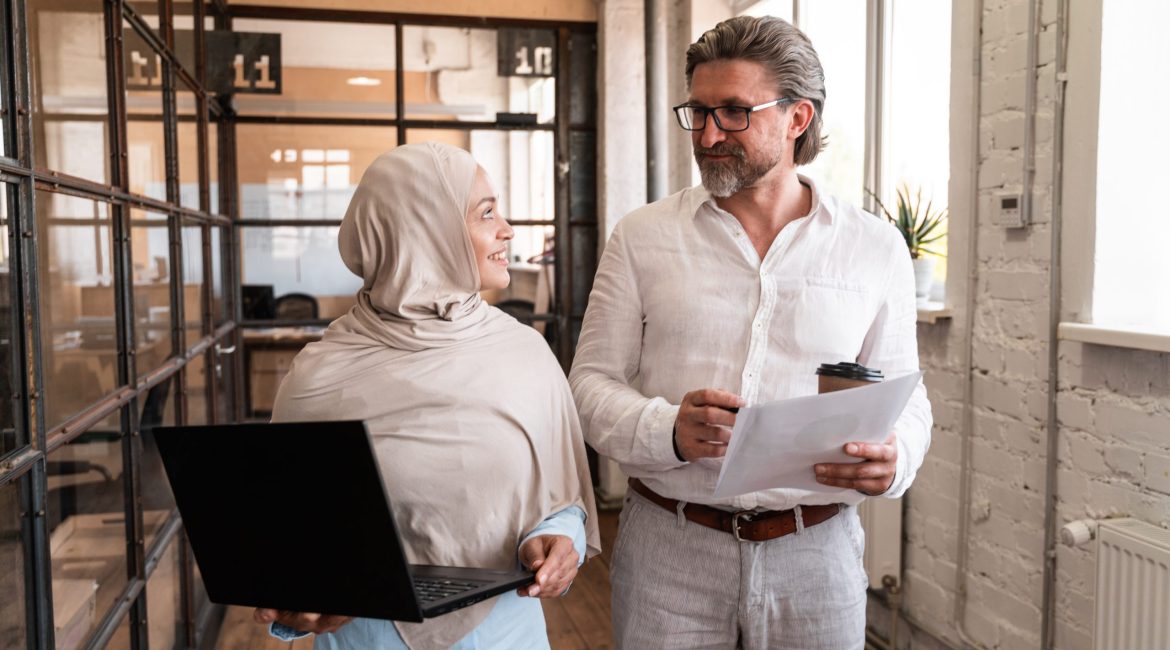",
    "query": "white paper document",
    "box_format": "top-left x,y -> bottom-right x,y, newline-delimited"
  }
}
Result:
712,371 -> 923,498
